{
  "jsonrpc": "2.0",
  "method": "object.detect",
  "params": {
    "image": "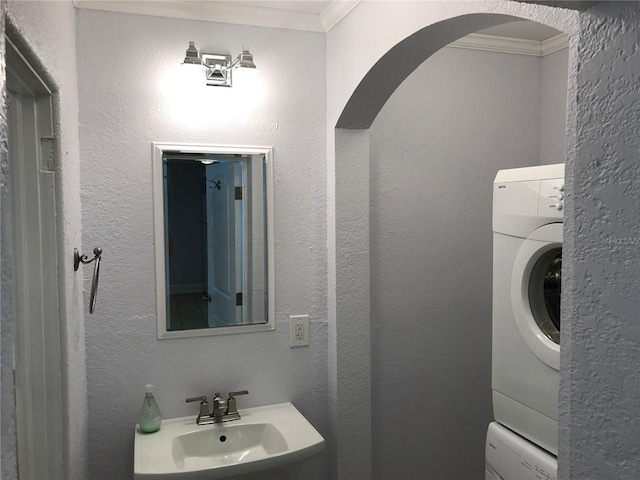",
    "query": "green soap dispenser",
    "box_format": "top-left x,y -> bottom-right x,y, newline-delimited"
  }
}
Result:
138,384 -> 162,433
